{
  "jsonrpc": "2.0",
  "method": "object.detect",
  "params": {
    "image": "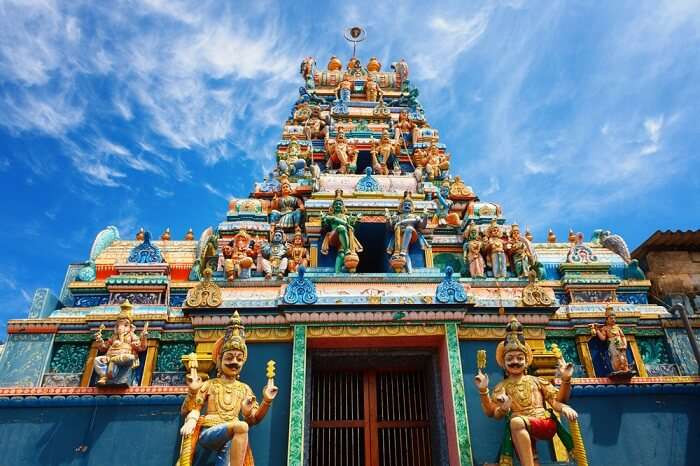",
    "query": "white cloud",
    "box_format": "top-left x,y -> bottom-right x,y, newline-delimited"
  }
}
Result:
154,187 -> 174,198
